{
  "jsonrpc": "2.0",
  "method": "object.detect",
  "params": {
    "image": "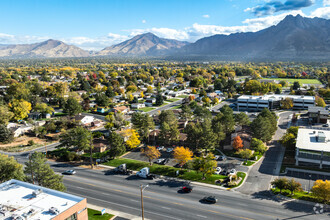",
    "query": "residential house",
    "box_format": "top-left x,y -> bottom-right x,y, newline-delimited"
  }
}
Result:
112,106 -> 130,113
131,103 -> 145,109
74,114 -> 95,126
93,137 -> 109,153
10,125 -> 33,137
145,98 -> 156,107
